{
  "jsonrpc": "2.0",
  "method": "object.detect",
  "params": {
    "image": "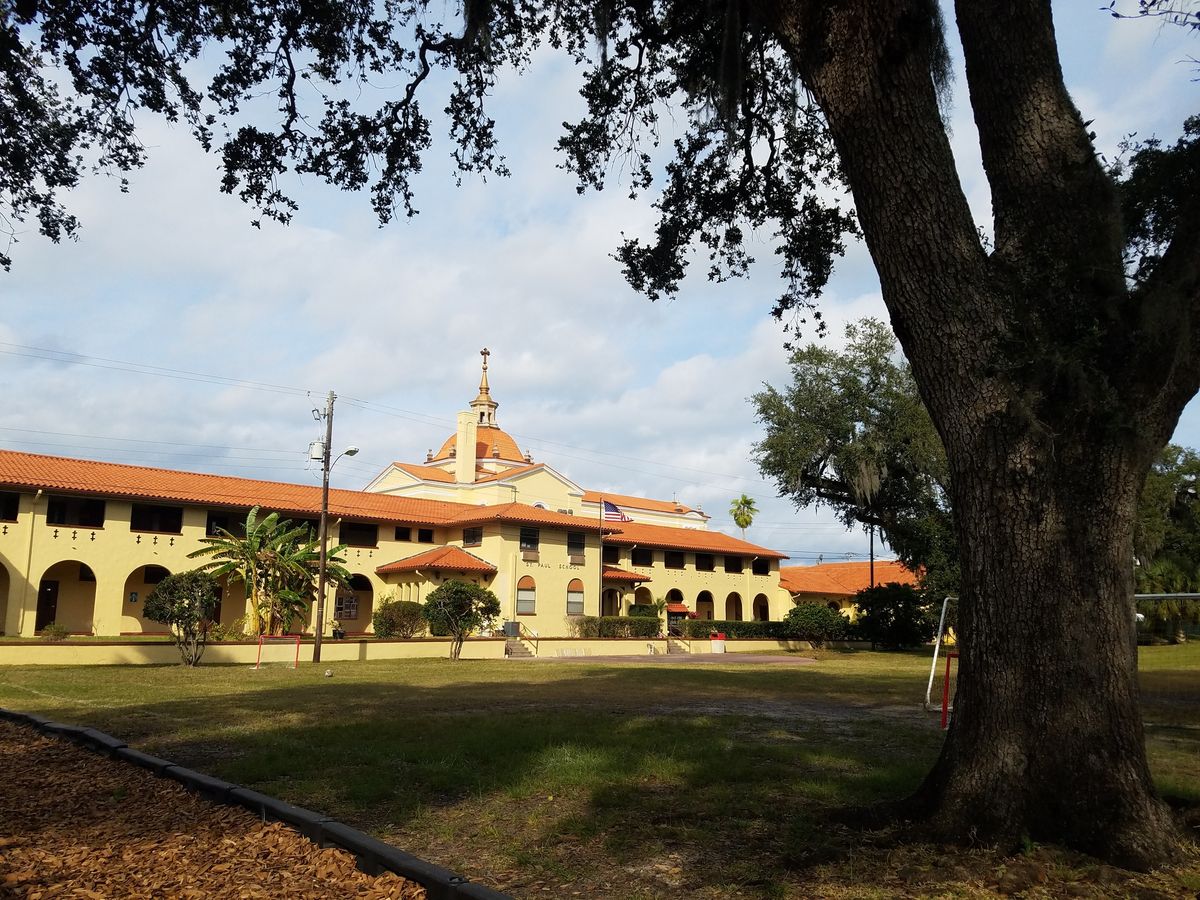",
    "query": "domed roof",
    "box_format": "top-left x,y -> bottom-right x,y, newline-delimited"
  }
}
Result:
432,425 -> 525,463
